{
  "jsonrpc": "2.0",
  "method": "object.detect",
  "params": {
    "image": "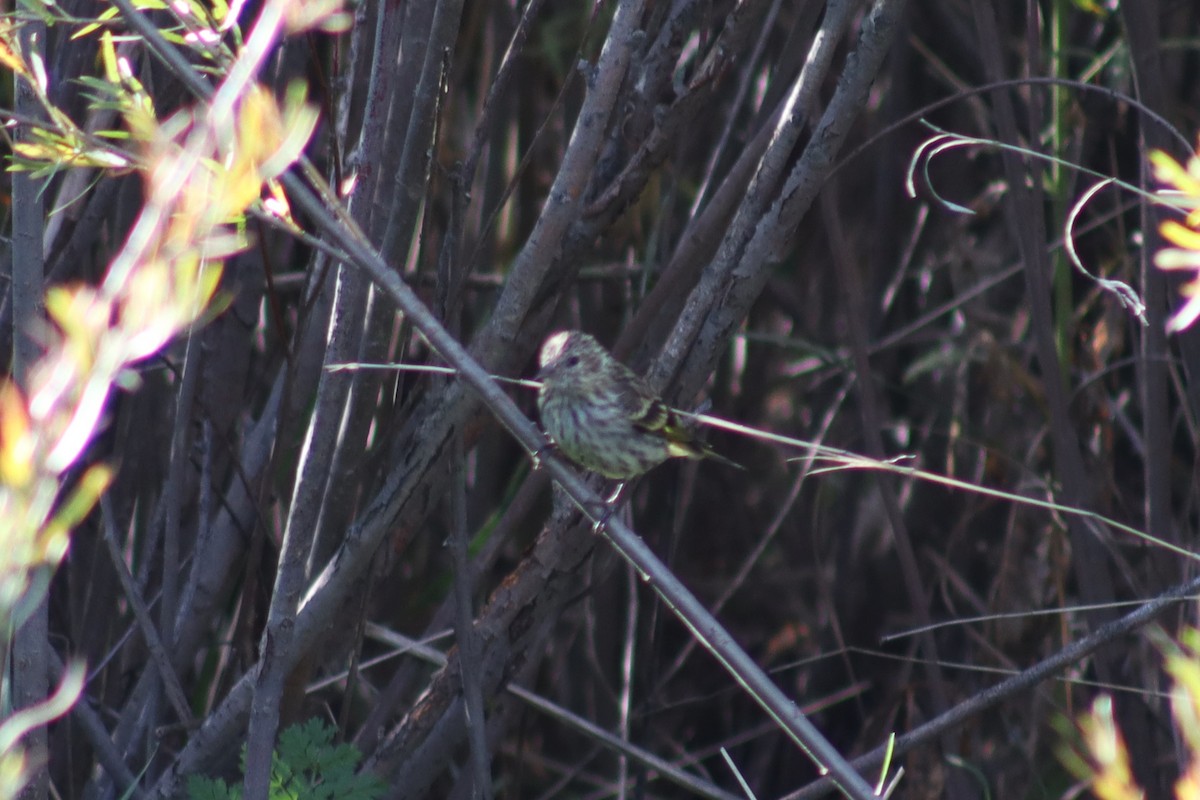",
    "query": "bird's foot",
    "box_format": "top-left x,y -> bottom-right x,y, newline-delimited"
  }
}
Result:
531,440 -> 559,471
590,482 -> 628,532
